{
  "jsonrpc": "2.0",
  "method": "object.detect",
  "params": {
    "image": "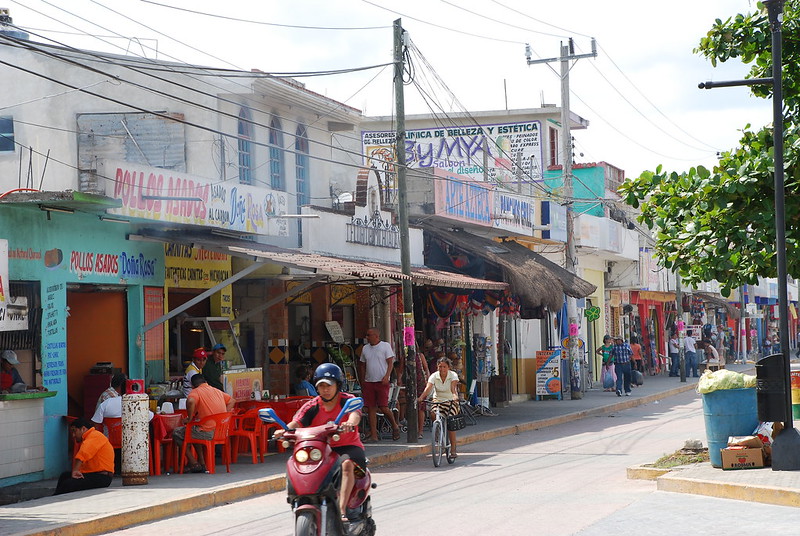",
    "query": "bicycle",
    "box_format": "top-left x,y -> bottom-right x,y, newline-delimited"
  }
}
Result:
428,401 -> 456,467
